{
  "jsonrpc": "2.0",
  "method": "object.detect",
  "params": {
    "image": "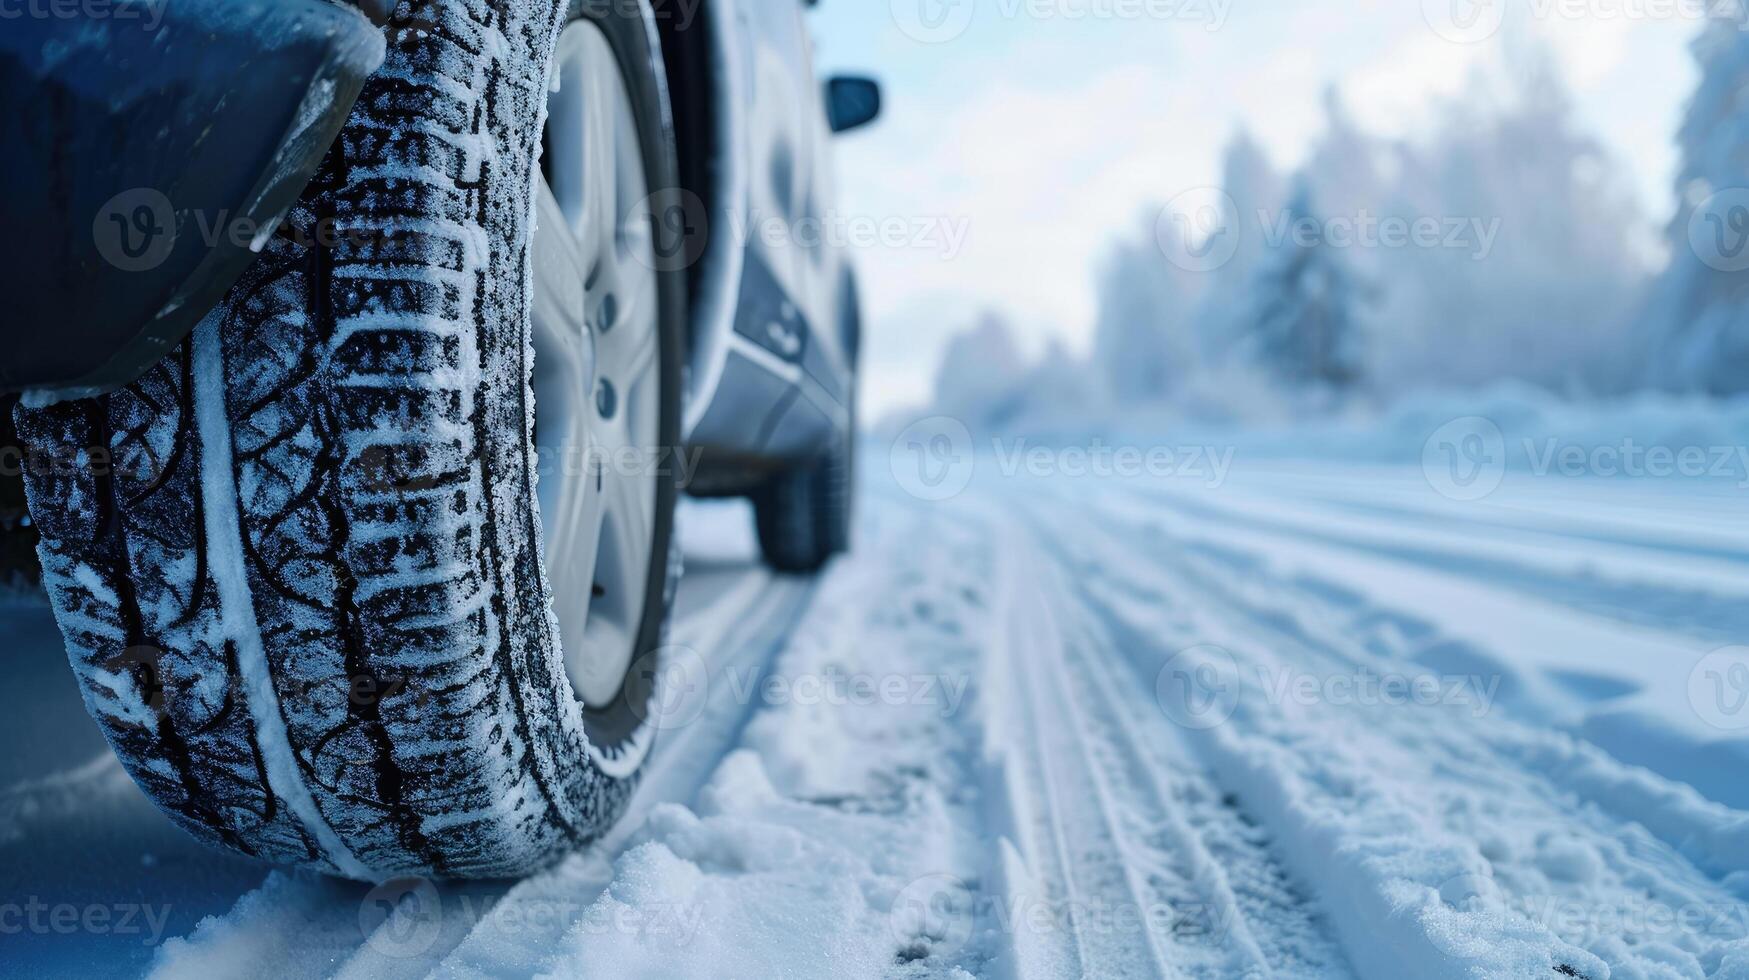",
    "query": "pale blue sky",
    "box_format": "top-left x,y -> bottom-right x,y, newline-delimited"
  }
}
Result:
807,0 -> 1701,415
